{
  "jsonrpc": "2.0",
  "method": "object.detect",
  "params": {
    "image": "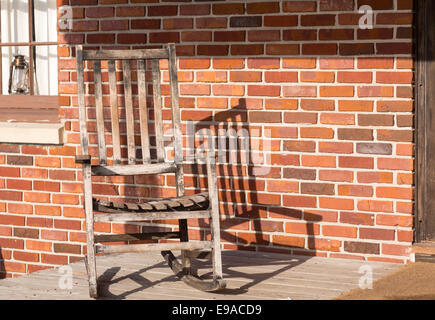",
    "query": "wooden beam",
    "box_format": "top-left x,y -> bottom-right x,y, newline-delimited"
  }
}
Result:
94,210 -> 211,223
95,241 -> 212,254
